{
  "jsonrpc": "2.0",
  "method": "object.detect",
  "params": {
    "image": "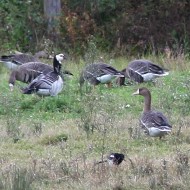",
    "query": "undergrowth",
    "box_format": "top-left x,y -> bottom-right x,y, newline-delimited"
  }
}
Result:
0,53 -> 190,189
